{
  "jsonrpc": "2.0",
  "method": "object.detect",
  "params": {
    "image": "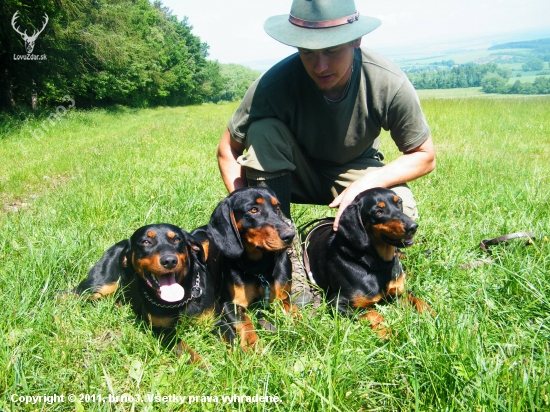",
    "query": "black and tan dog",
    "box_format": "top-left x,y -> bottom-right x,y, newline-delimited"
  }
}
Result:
305,188 -> 434,337
73,223 -> 226,362
198,187 -> 296,350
